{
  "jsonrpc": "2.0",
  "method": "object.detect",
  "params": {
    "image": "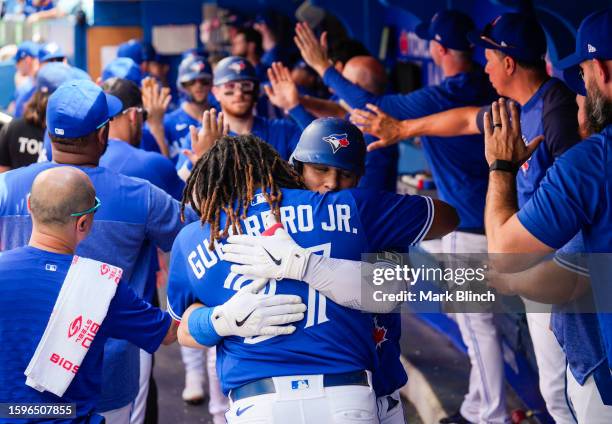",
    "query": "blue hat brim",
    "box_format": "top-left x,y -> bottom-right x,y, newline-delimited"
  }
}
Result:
105,93 -> 123,119
467,30 -> 501,51
41,52 -> 66,63
558,52 -> 587,96
414,22 -> 431,41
